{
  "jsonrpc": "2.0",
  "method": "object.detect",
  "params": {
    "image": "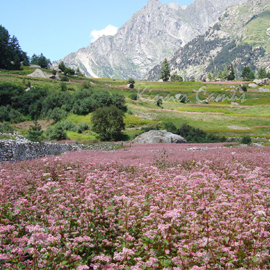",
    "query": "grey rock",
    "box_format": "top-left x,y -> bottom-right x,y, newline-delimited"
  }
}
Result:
132,130 -> 187,144
253,79 -> 264,86
254,78 -> 270,85
55,72 -> 61,80
253,143 -> 263,147
249,83 -> 258,88
27,69 -> 55,80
